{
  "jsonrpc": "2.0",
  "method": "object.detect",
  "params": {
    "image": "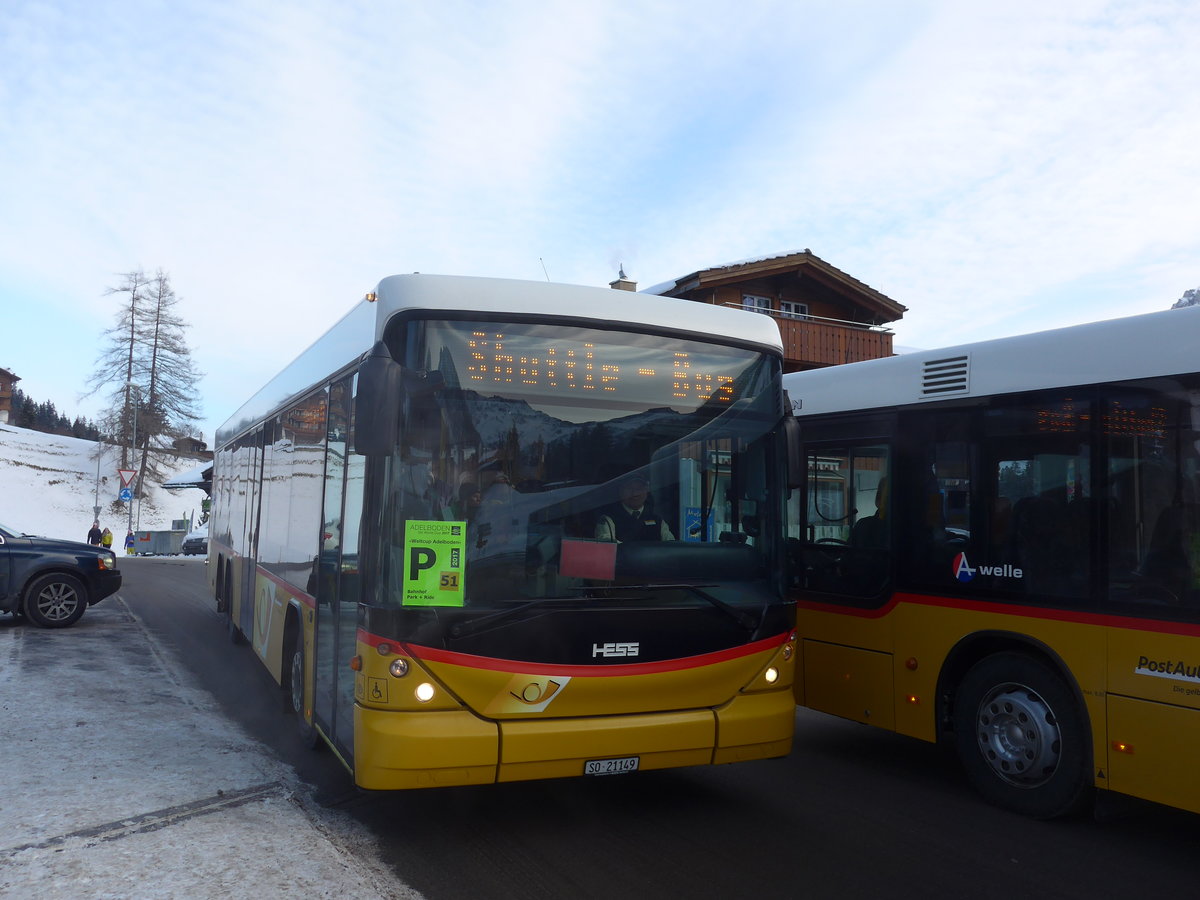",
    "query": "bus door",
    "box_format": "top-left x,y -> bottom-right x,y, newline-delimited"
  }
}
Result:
1101,381 -> 1200,812
789,426 -> 894,727
234,426 -> 264,641
314,376 -> 361,760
